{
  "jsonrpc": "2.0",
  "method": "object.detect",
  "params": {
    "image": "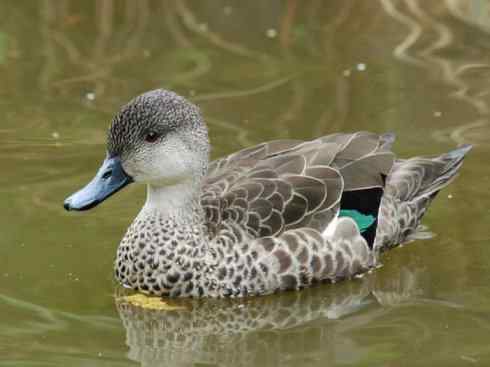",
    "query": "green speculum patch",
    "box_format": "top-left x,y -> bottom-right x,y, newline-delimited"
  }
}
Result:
339,209 -> 376,233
